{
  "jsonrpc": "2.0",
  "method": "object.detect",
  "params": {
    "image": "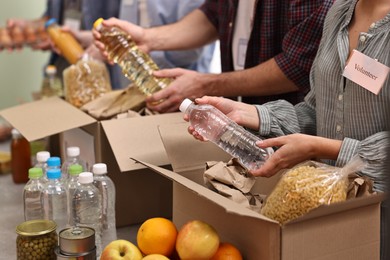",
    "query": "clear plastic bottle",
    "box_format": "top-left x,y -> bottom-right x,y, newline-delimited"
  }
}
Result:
73,172 -> 102,258
93,18 -> 172,96
10,129 -> 31,183
92,163 -> 117,248
44,18 -> 84,65
41,65 -> 63,98
23,167 -> 45,221
62,146 -> 87,180
179,98 -> 273,171
65,164 -> 83,227
34,151 -> 50,178
42,168 -> 68,232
